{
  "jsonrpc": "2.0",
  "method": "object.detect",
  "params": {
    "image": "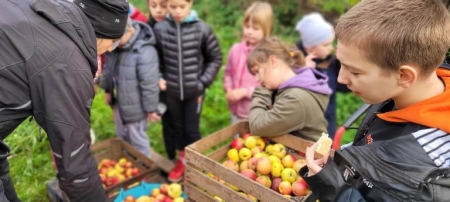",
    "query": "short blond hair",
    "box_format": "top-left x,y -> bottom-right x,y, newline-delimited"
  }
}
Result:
336,0 -> 450,76
243,1 -> 274,37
